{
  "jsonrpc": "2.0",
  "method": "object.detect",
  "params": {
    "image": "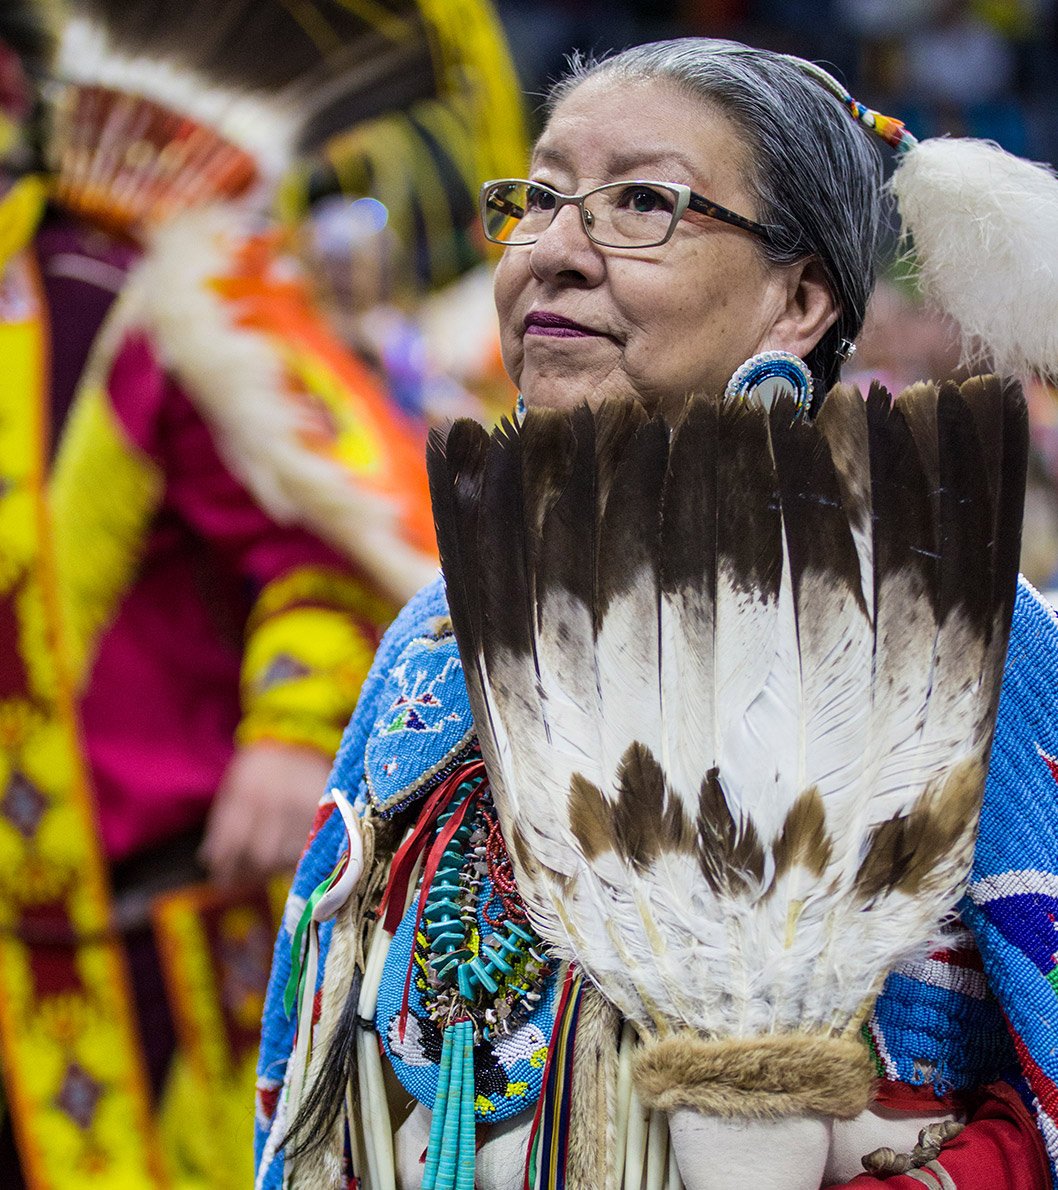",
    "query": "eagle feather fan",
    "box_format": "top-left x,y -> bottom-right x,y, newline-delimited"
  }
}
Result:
427,379 -> 1026,1119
